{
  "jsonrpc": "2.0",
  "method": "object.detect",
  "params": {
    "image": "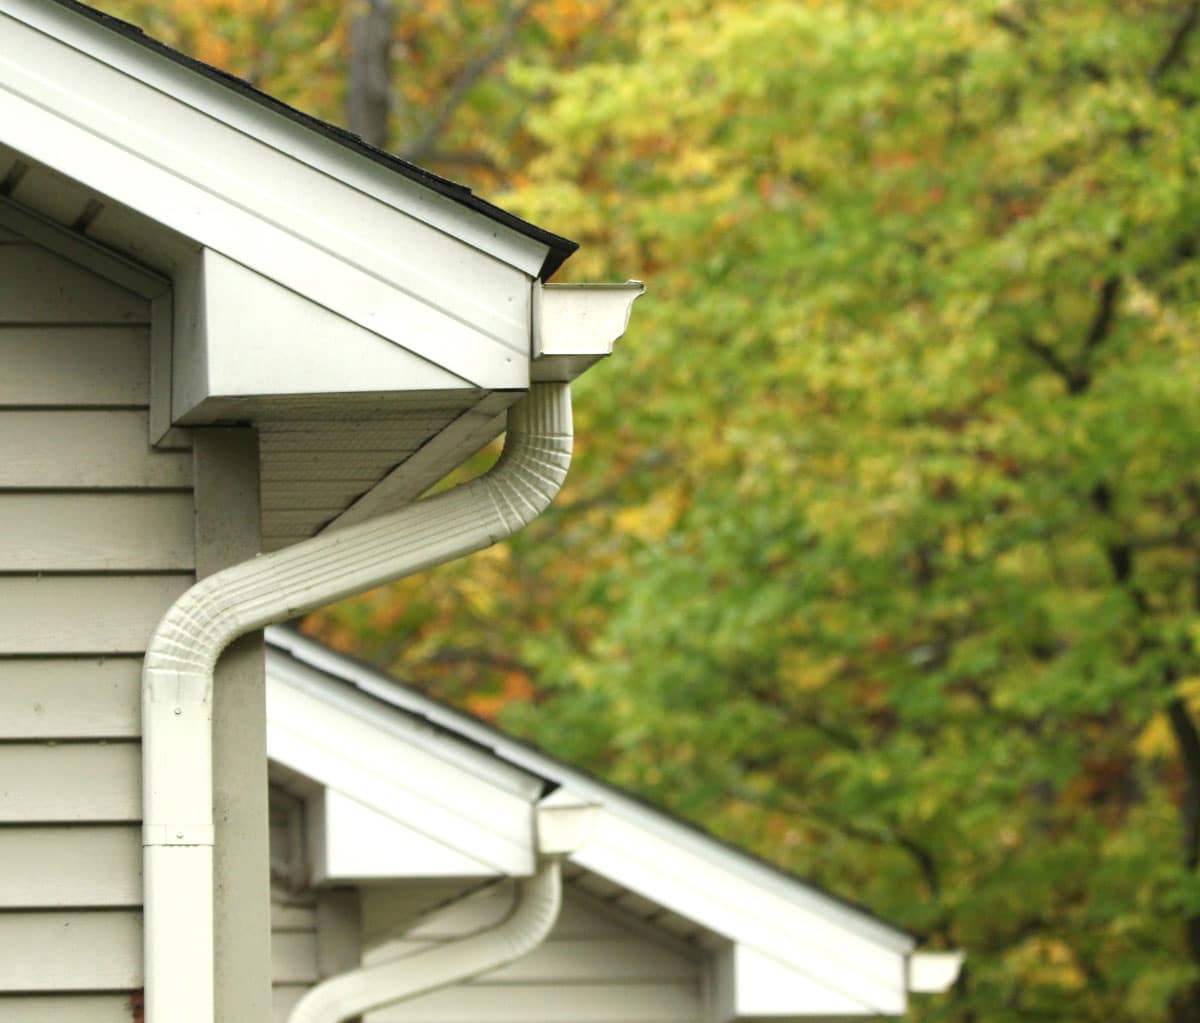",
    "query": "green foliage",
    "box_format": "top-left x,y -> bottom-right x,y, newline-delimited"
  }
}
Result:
89,0 -> 1200,1017
319,4 -> 1200,1019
